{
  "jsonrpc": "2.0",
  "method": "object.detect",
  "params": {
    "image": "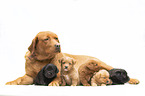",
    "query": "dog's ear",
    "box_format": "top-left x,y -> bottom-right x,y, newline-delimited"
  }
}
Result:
58,59 -> 61,63
58,57 -> 64,64
55,67 -> 59,73
72,58 -> 76,65
28,37 -> 38,54
96,73 -> 102,79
